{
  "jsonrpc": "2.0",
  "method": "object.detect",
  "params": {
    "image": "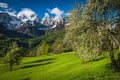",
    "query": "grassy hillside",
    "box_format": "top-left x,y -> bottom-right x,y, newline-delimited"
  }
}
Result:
0,52 -> 120,80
